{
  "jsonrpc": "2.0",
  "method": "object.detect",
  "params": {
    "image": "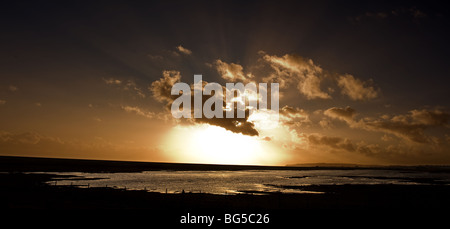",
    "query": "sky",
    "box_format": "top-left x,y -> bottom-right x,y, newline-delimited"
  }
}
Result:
0,0 -> 449,165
